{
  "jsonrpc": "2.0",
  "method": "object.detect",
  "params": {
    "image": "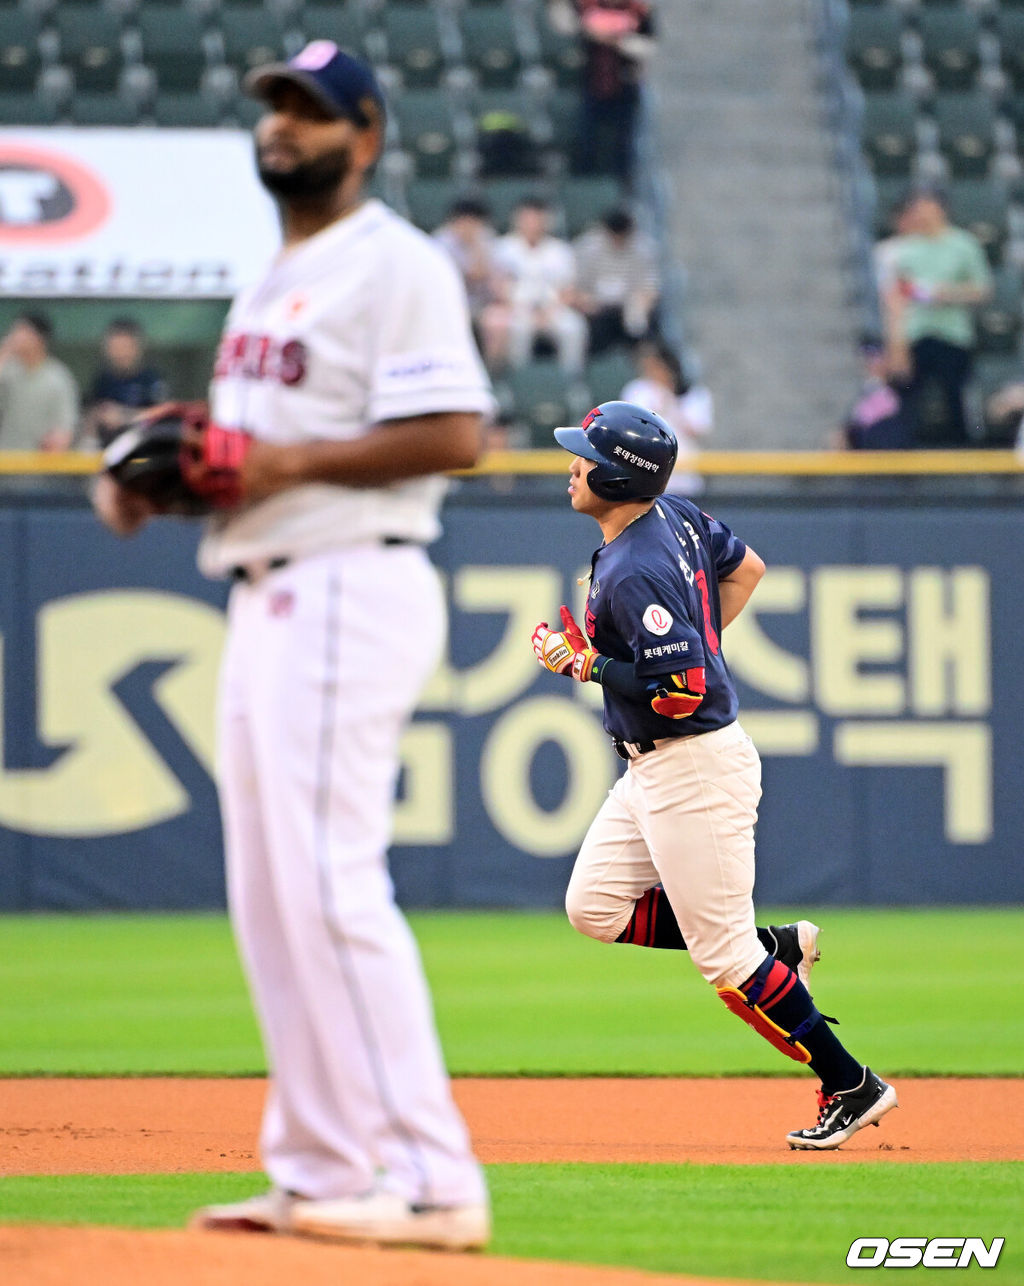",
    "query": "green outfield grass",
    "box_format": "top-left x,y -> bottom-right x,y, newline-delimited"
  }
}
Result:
0,1165 -> 1019,1283
0,909 -> 1021,1076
